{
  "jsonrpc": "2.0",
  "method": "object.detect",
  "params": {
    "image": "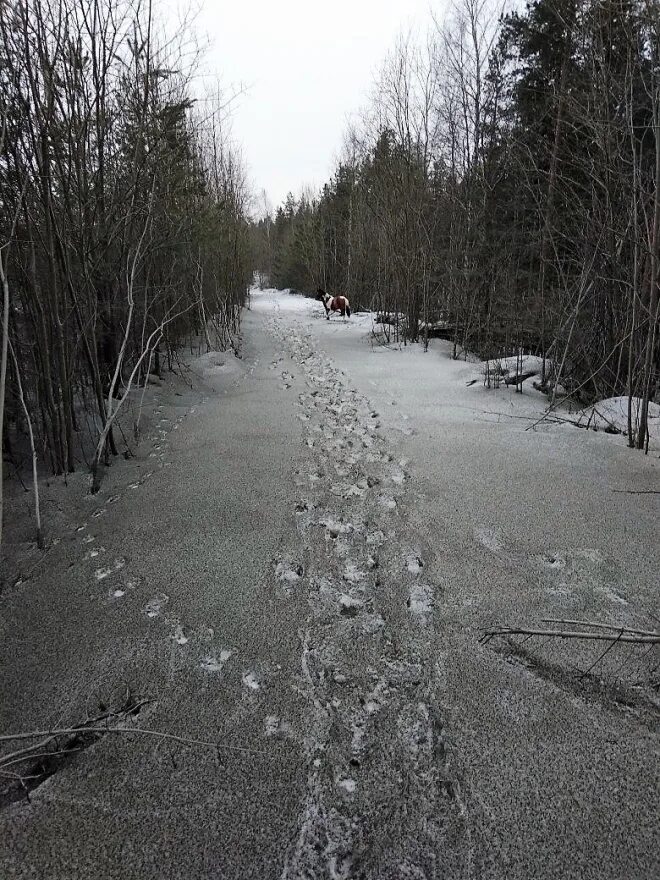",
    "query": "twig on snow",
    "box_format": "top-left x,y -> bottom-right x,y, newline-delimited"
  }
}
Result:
579,629 -> 625,679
